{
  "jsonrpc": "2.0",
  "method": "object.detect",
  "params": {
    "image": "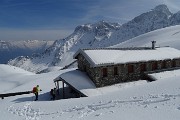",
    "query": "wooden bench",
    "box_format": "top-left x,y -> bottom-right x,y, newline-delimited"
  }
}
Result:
0,91 -> 32,99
